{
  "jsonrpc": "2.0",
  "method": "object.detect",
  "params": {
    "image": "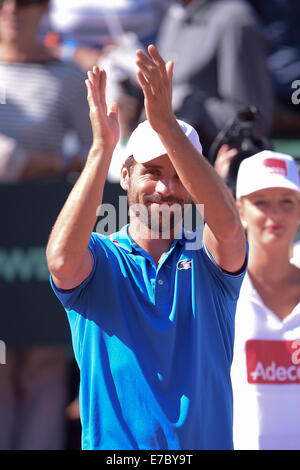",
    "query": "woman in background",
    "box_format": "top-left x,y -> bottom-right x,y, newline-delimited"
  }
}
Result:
230,150 -> 300,450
